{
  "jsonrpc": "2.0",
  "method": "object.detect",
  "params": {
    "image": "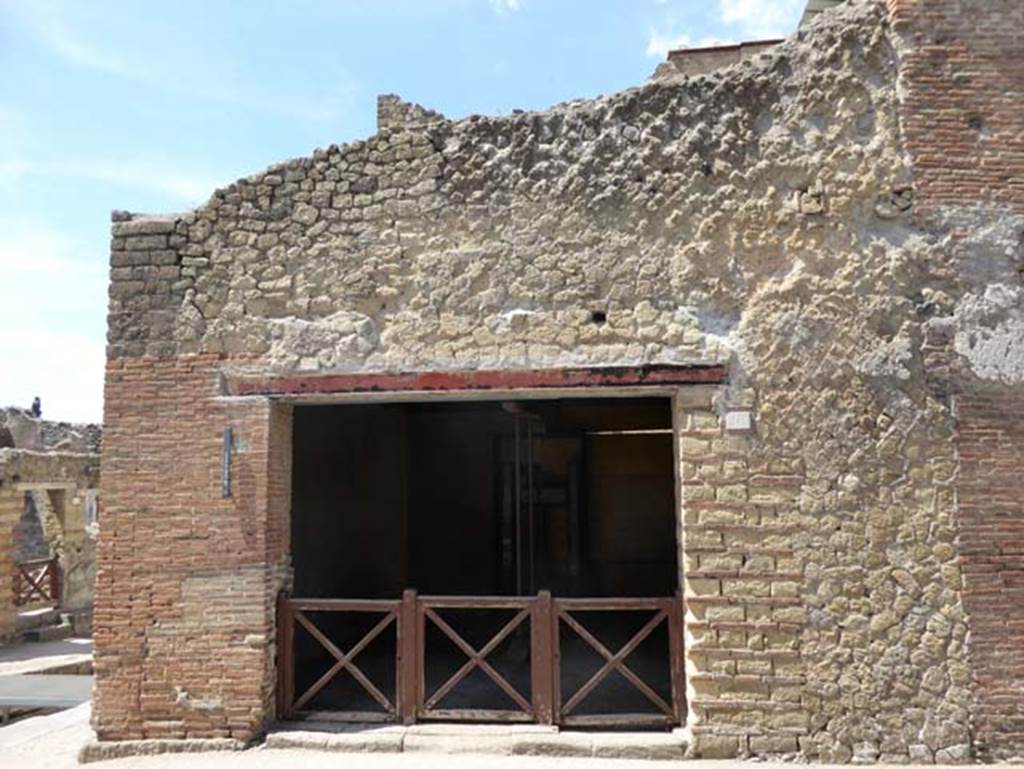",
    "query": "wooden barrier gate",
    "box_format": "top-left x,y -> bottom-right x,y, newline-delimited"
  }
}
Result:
12,557 -> 61,607
278,591 -> 684,727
